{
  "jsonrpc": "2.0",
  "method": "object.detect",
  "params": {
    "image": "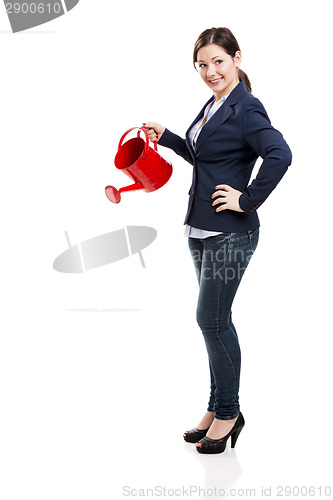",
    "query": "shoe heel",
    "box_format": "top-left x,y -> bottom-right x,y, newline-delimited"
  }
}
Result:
230,427 -> 243,448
